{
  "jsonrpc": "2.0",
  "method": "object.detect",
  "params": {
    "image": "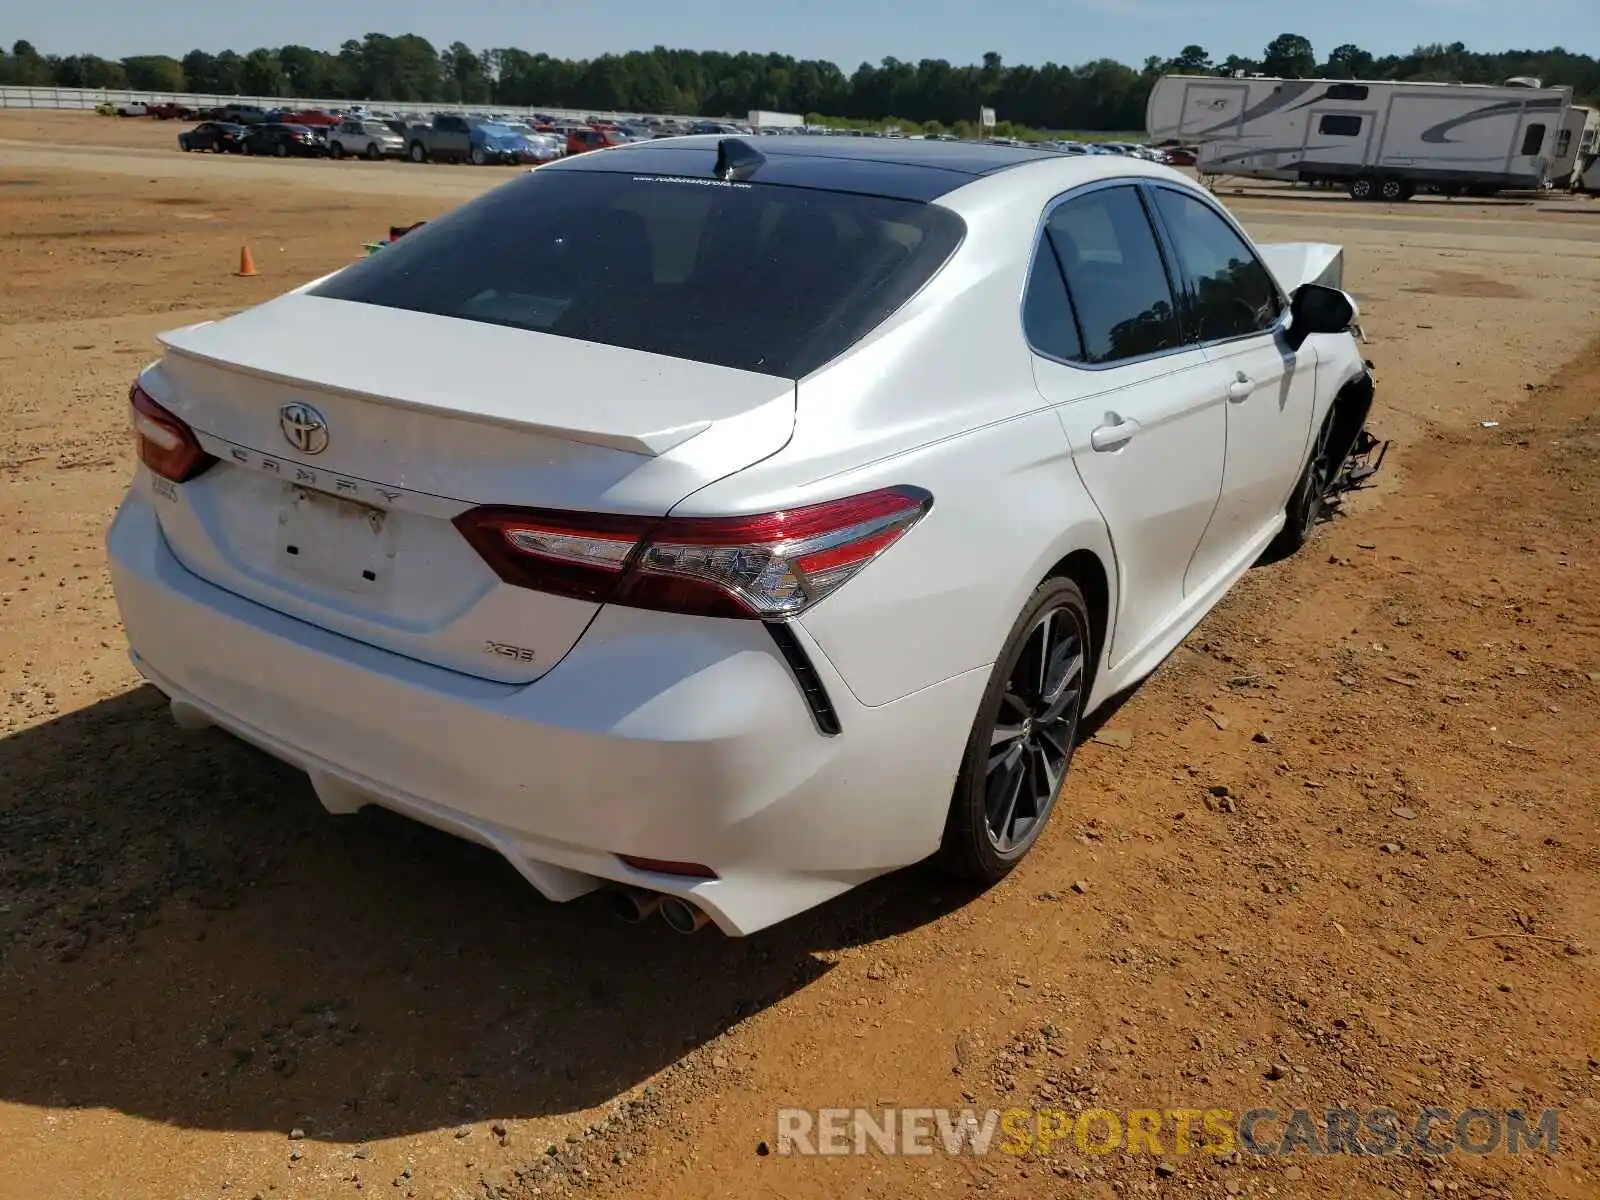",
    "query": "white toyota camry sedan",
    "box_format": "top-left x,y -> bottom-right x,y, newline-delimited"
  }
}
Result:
107,135 -> 1383,935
